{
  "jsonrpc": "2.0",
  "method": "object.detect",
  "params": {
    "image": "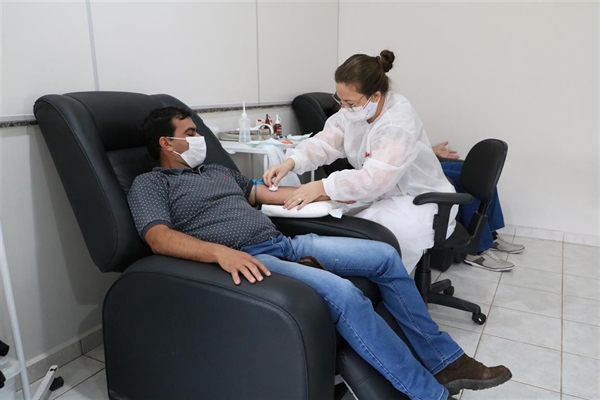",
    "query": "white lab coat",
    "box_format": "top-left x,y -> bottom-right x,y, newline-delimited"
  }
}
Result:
286,92 -> 457,273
